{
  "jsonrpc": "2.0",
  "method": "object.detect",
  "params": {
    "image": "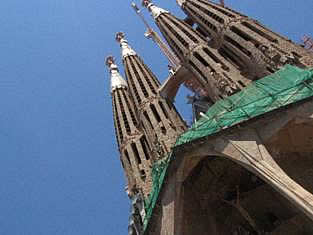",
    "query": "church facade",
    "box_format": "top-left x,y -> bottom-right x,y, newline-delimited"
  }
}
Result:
106,1 -> 313,234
